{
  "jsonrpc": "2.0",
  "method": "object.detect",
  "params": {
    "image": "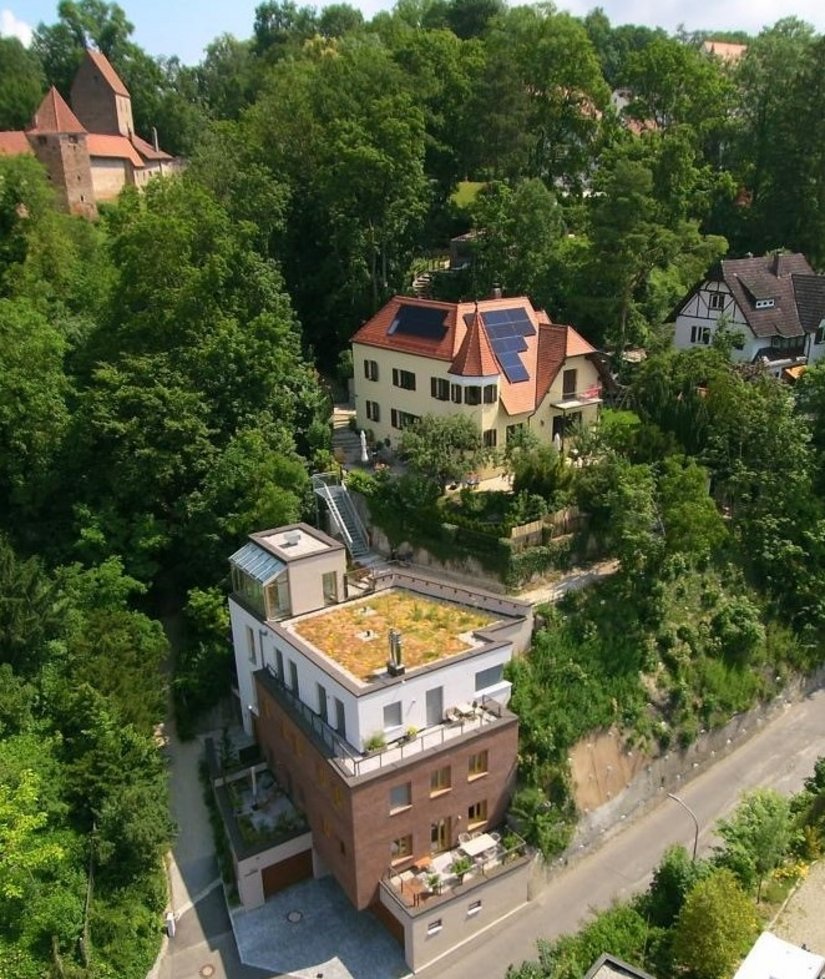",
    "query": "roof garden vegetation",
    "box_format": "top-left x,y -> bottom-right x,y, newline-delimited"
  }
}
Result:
291,591 -> 496,680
